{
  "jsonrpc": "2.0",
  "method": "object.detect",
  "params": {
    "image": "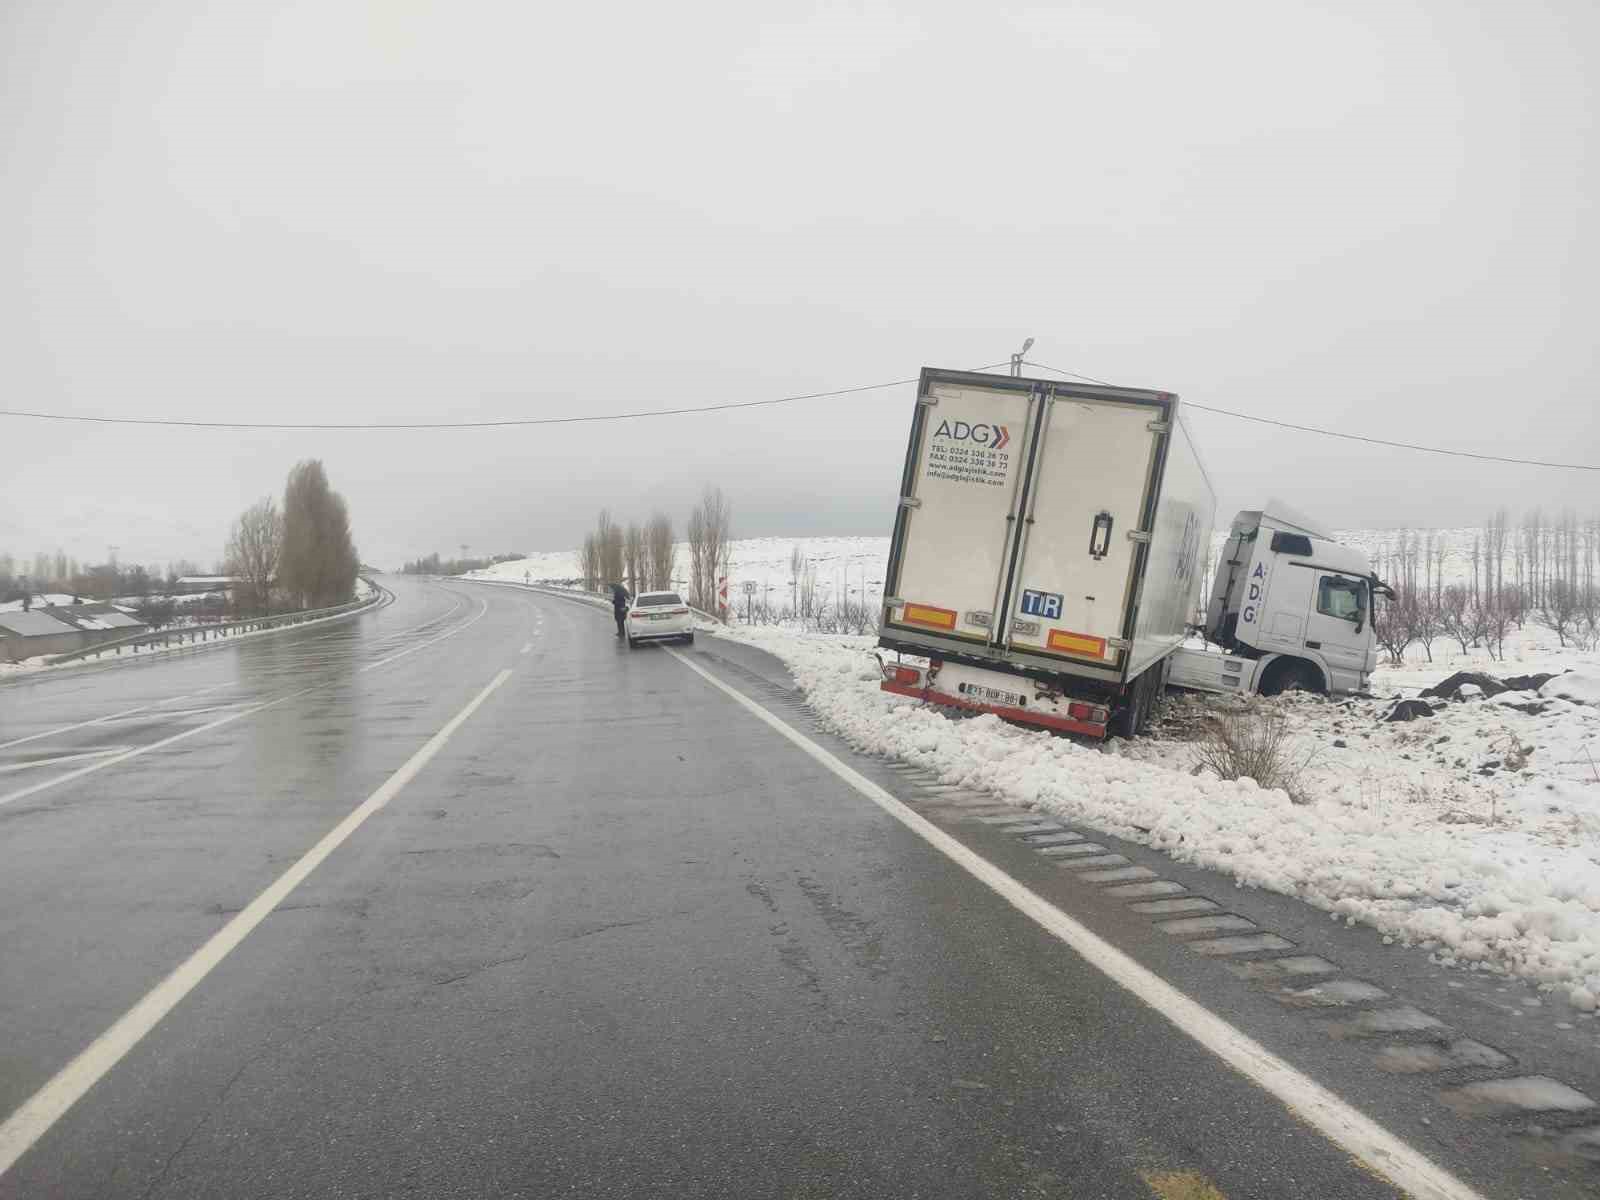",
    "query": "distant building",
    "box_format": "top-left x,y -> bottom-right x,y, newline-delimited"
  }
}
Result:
173,576 -> 240,596
0,603 -> 148,663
